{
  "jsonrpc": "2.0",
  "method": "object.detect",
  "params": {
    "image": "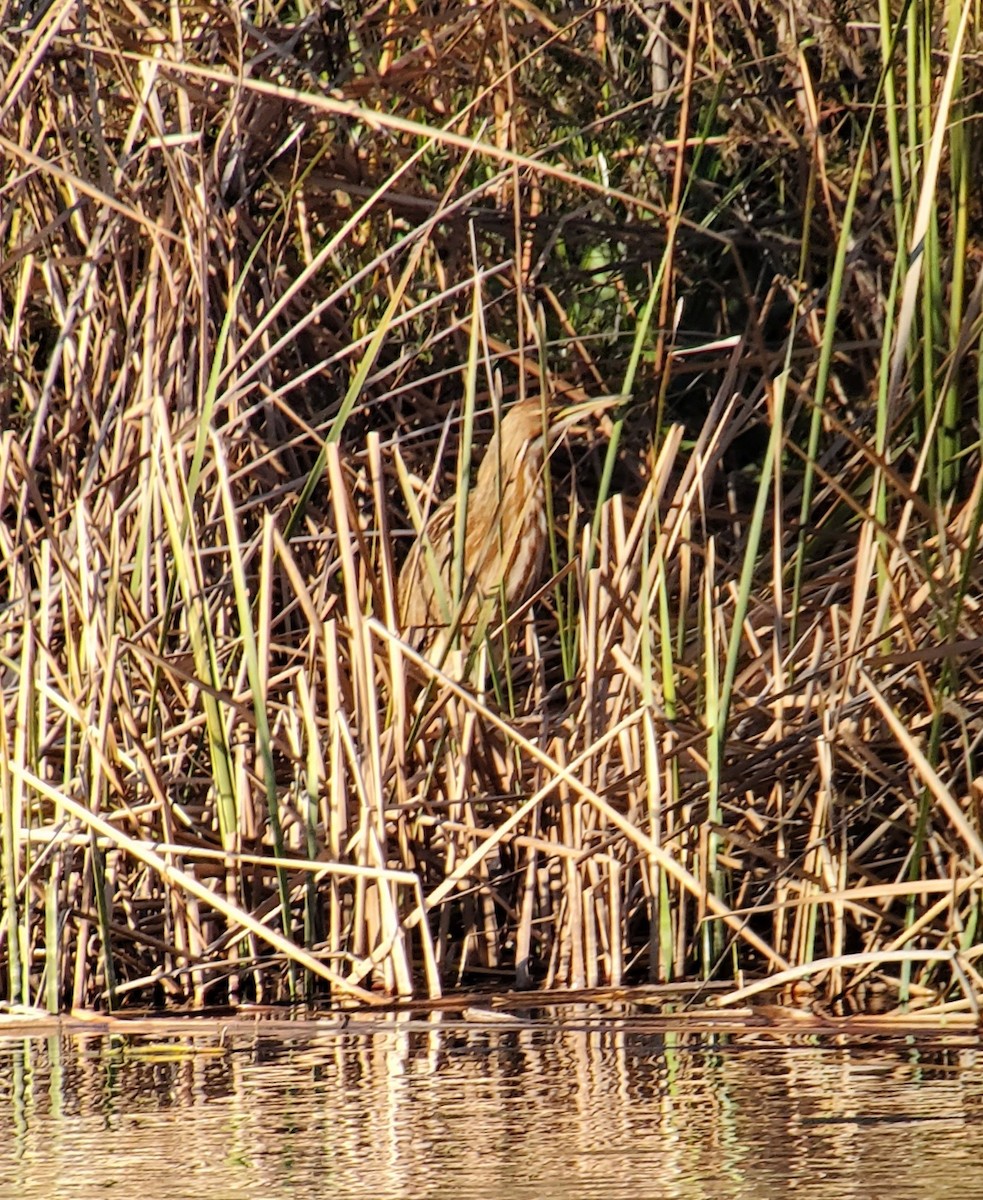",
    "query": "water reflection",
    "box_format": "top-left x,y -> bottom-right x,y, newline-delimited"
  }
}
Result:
1,1015 -> 982,1199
